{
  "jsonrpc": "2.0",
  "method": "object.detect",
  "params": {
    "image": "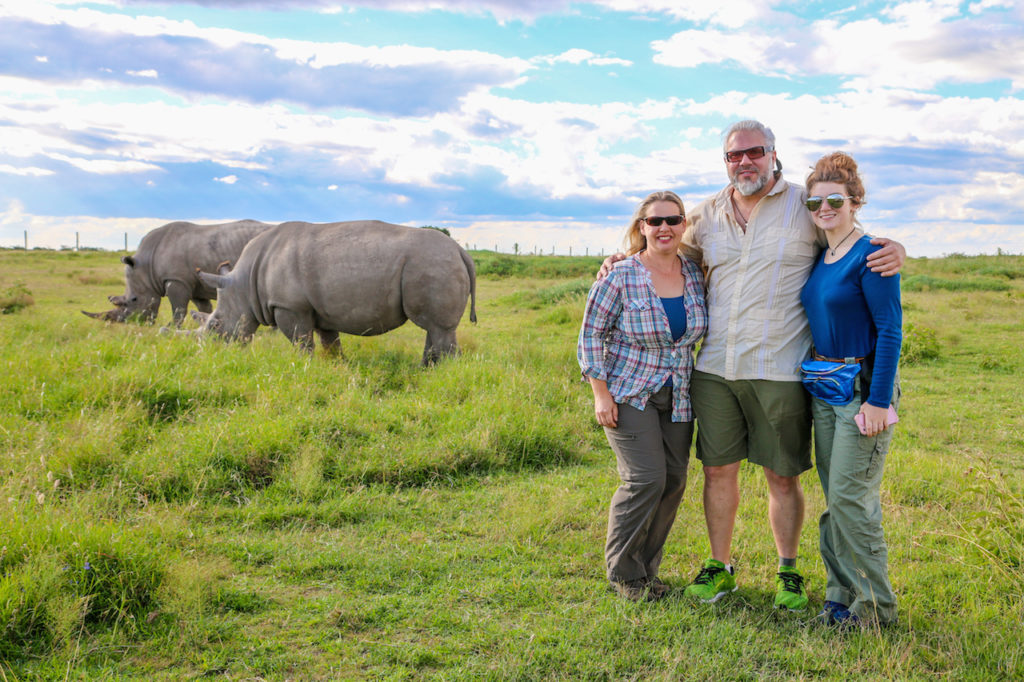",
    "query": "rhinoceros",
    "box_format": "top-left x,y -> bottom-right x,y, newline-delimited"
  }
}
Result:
193,220 -> 477,364
83,219 -> 273,325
